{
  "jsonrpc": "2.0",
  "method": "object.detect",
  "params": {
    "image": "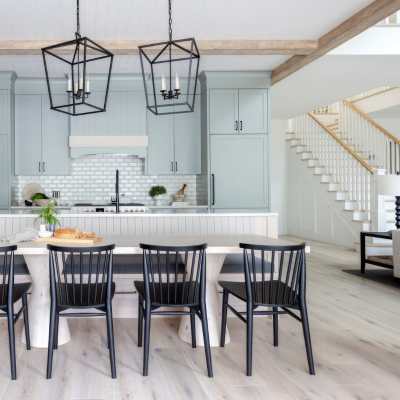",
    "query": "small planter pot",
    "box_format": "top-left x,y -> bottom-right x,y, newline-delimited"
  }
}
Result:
46,224 -> 56,233
152,195 -> 167,206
